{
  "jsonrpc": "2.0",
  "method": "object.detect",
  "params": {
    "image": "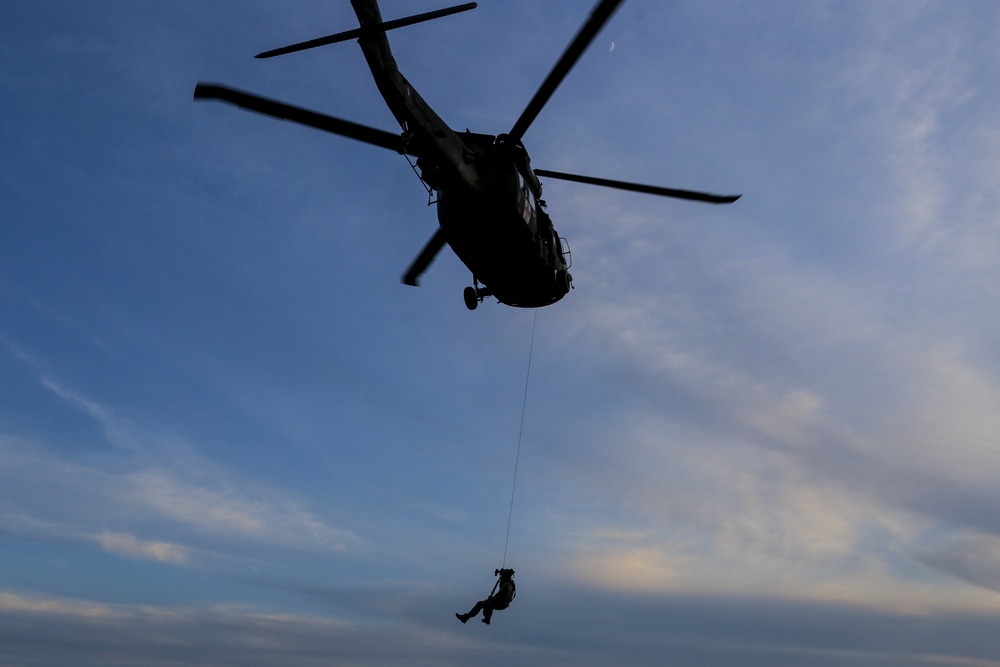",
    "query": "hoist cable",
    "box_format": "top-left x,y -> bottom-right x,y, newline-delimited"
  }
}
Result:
502,307 -> 538,569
